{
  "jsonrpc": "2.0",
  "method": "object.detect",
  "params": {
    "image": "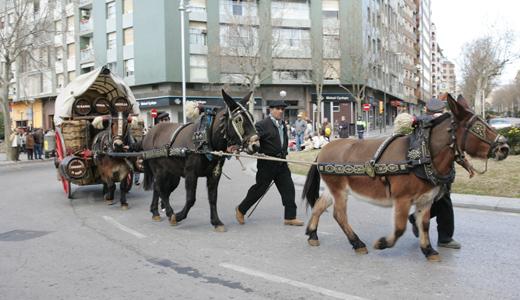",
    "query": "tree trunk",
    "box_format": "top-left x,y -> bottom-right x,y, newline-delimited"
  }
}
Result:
0,87 -> 13,161
1,60 -> 14,161
315,83 -> 322,136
